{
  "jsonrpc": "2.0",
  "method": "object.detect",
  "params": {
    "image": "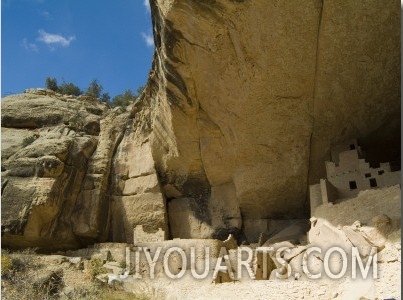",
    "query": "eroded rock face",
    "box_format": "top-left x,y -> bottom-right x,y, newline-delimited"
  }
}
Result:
1,91 -> 124,249
1,0 -> 400,248
1,90 -> 169,249
109,135 -> 168,243
146,0 -> 400,240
